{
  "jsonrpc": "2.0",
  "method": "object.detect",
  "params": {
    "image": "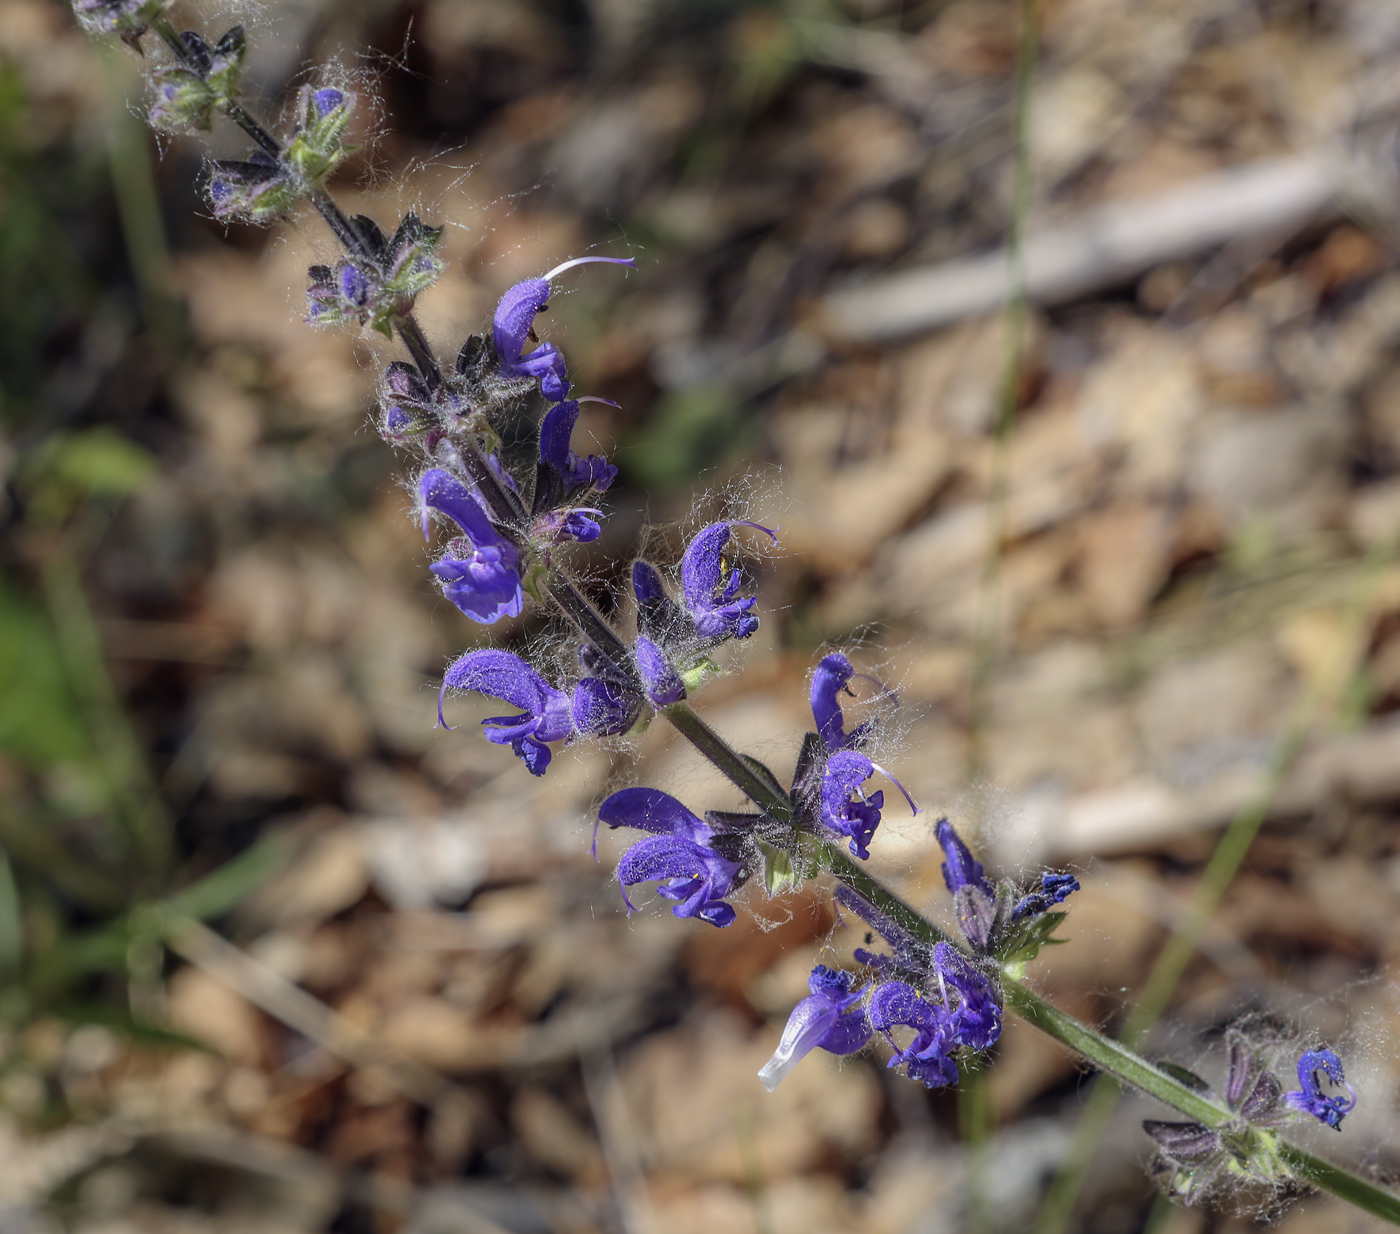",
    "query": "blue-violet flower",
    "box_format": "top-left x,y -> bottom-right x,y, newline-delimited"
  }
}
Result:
868,980 -> 960,1089
820,751 -> 884,860
933,942 -> 1002,1051
596,787 -> 743,927
1285,1049 -> 1357,1130
493,257 -> 635,401
438,649 -> 627,776
681,521 -> 777,643
420,469 -> 524,624
758,966 -> 871,1091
